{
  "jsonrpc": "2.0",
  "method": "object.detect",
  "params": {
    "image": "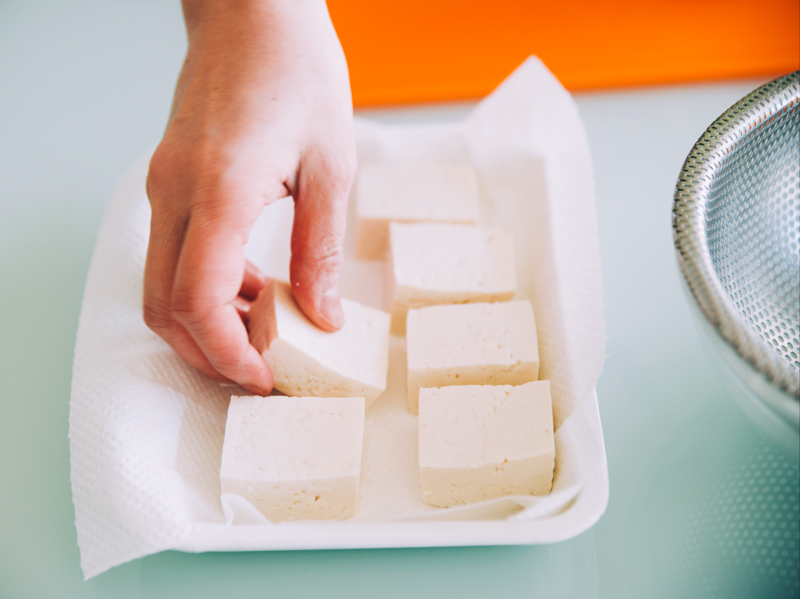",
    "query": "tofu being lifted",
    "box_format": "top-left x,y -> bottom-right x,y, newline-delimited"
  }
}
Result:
221,395 -> 365,521
418,381 -> 555,507
406,301 -> 539,414
386,222 -> 517,335
248,280 -> 391,407
355,163 -> 480,260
